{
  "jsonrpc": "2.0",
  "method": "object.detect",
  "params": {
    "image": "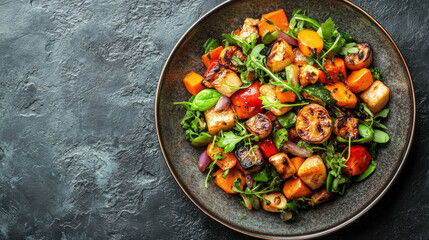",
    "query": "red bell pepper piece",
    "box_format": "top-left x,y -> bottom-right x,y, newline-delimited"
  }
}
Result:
231,81 -> 263,119
319,57 -> 347,84
257,136 -> 279,158
342,145 -> 372,177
